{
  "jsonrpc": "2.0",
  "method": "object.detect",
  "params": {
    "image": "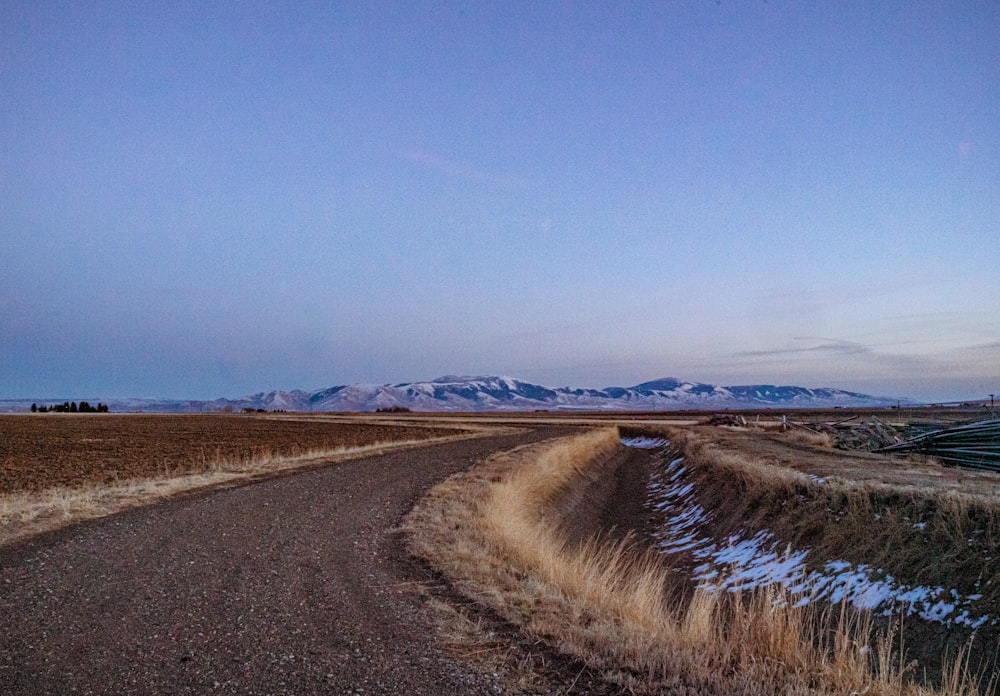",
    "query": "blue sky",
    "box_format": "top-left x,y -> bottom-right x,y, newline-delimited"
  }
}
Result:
2,1 -> 998,402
